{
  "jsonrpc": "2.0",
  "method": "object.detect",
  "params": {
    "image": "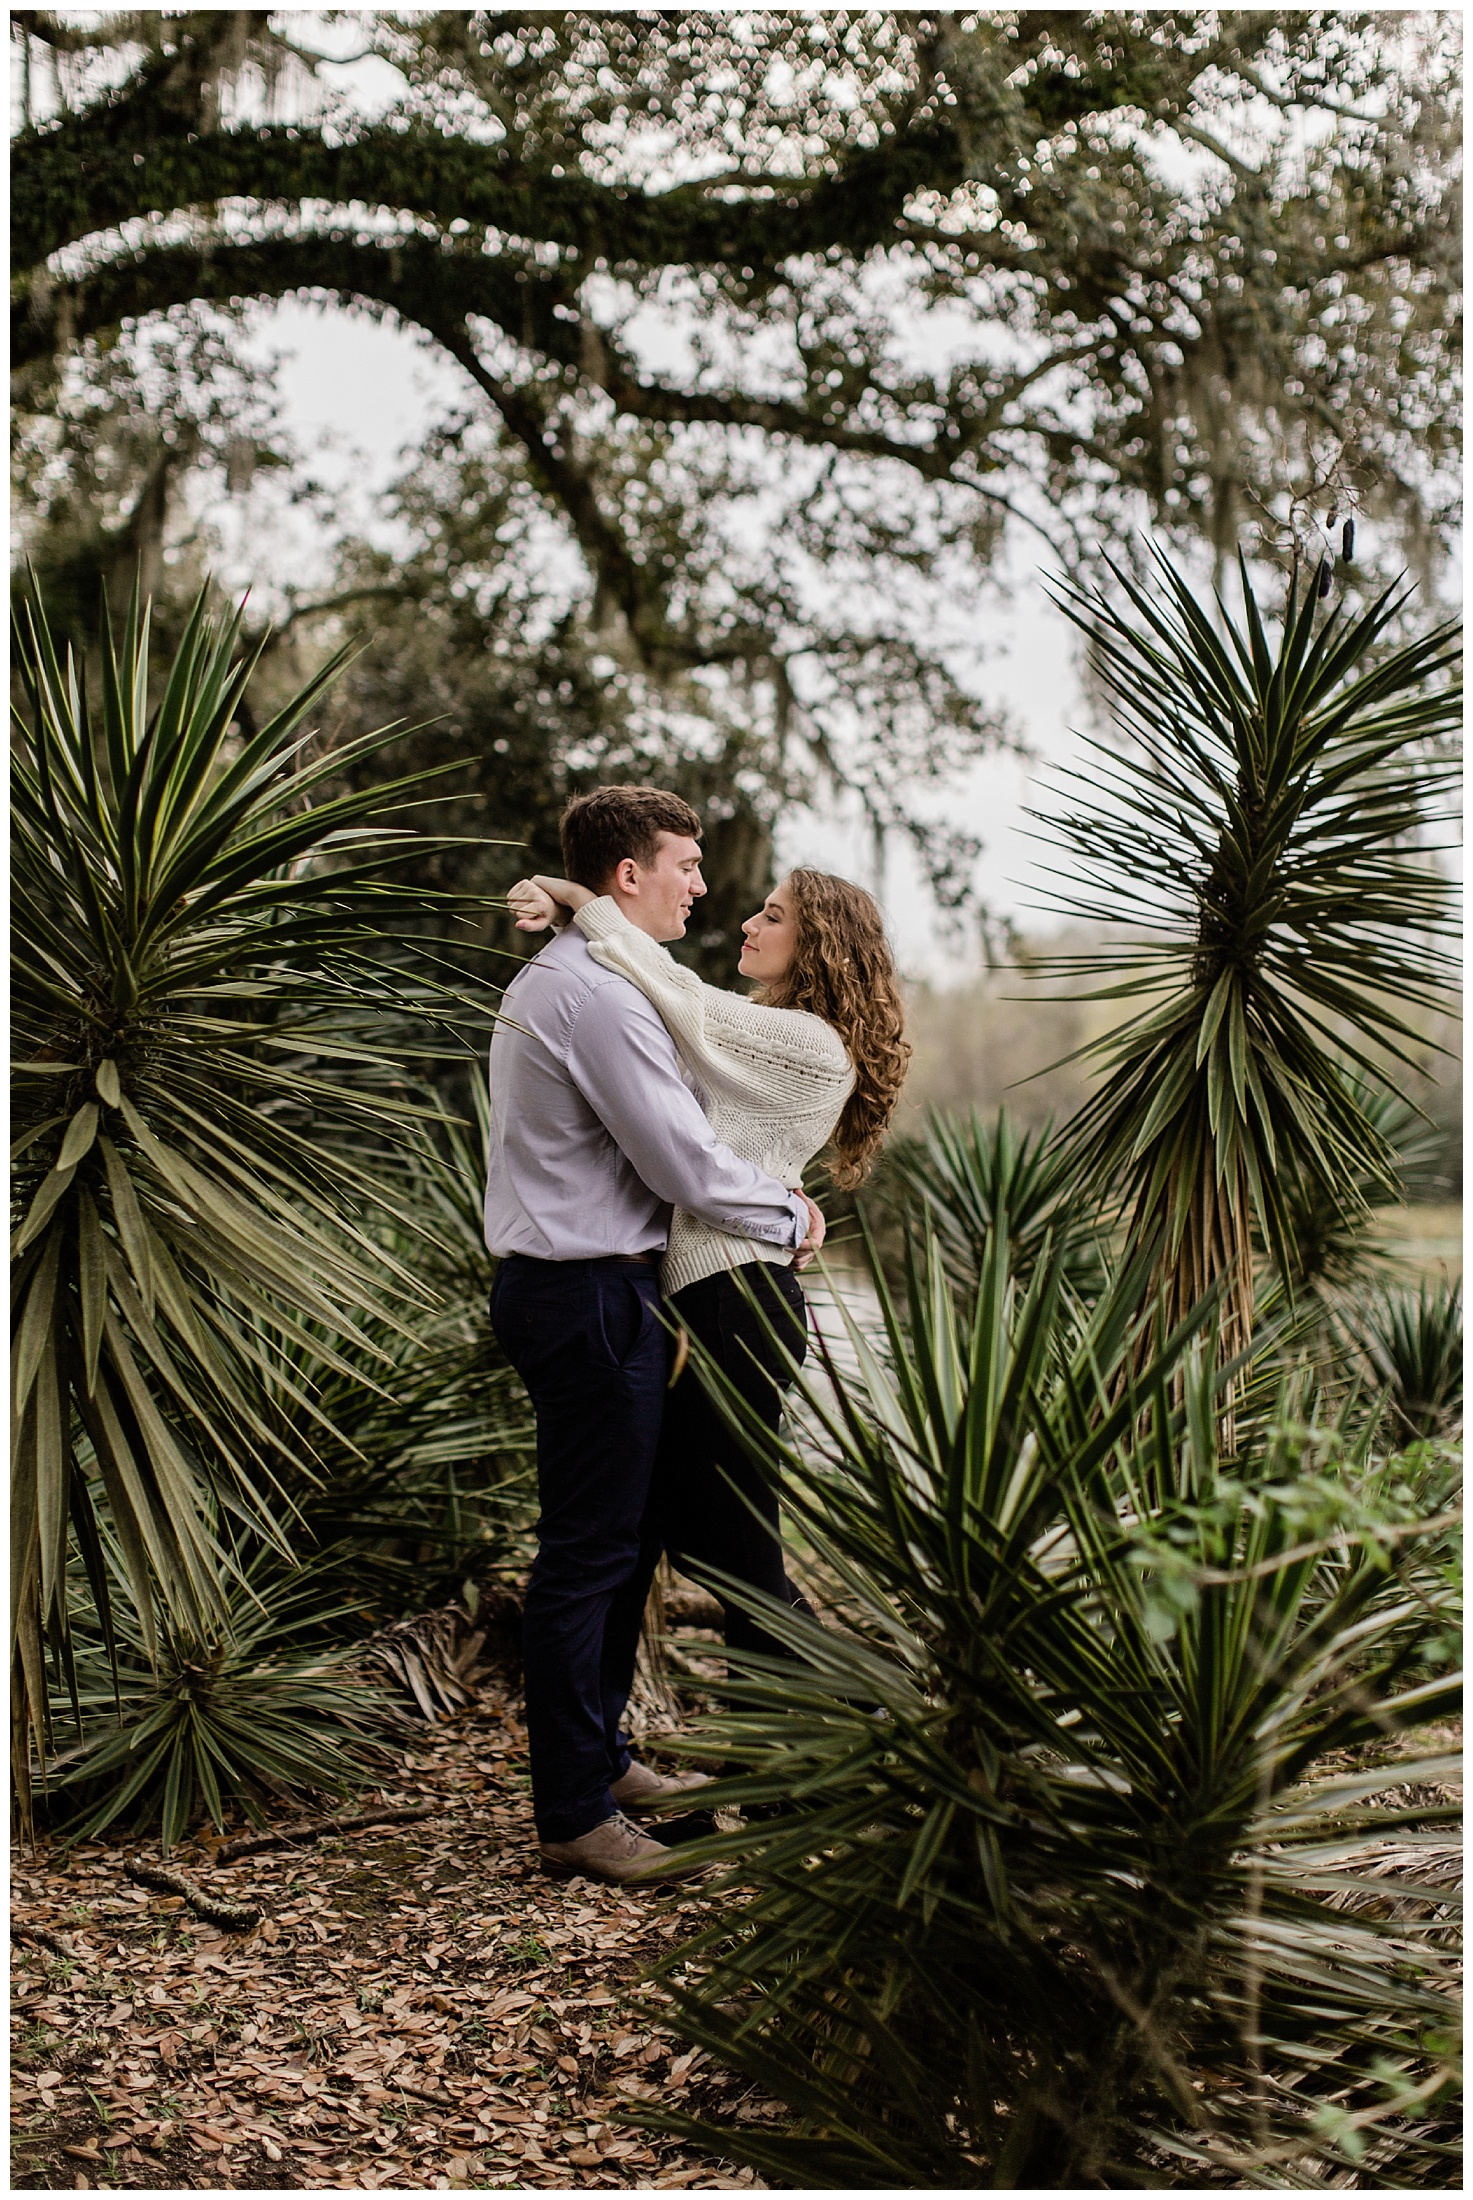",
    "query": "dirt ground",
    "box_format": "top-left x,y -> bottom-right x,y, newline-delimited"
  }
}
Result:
10,1675 -> 775,2194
